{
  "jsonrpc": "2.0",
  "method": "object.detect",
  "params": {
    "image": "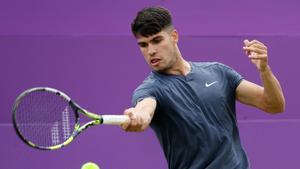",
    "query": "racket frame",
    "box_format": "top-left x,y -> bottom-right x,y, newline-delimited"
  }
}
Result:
13,87 -> 106,150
